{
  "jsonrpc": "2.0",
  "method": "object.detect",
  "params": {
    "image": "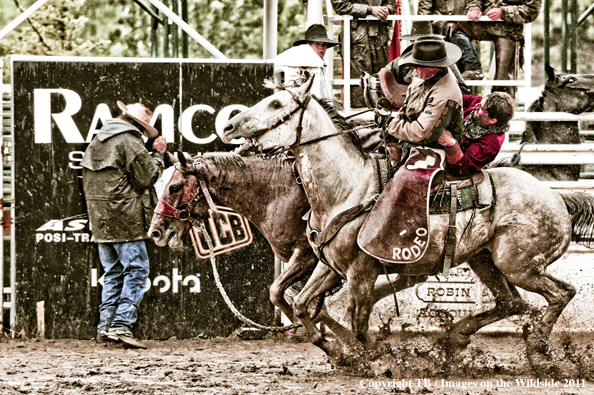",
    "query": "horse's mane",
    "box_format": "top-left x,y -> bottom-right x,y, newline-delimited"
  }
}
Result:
313,96 -> 363,152
198,152 -> 247,170
198,151 -> 294,171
